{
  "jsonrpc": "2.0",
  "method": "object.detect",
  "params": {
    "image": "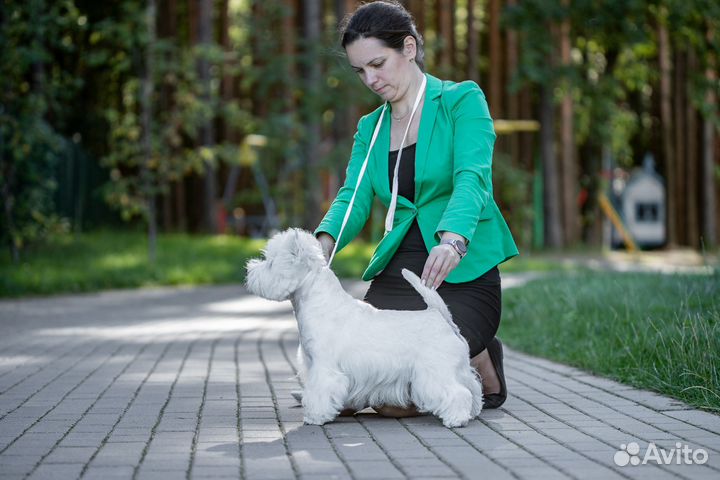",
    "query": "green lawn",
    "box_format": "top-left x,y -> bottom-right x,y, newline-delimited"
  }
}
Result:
1,230 -> 564,298
0,230 -> 378,297
499,270 -> 720,412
